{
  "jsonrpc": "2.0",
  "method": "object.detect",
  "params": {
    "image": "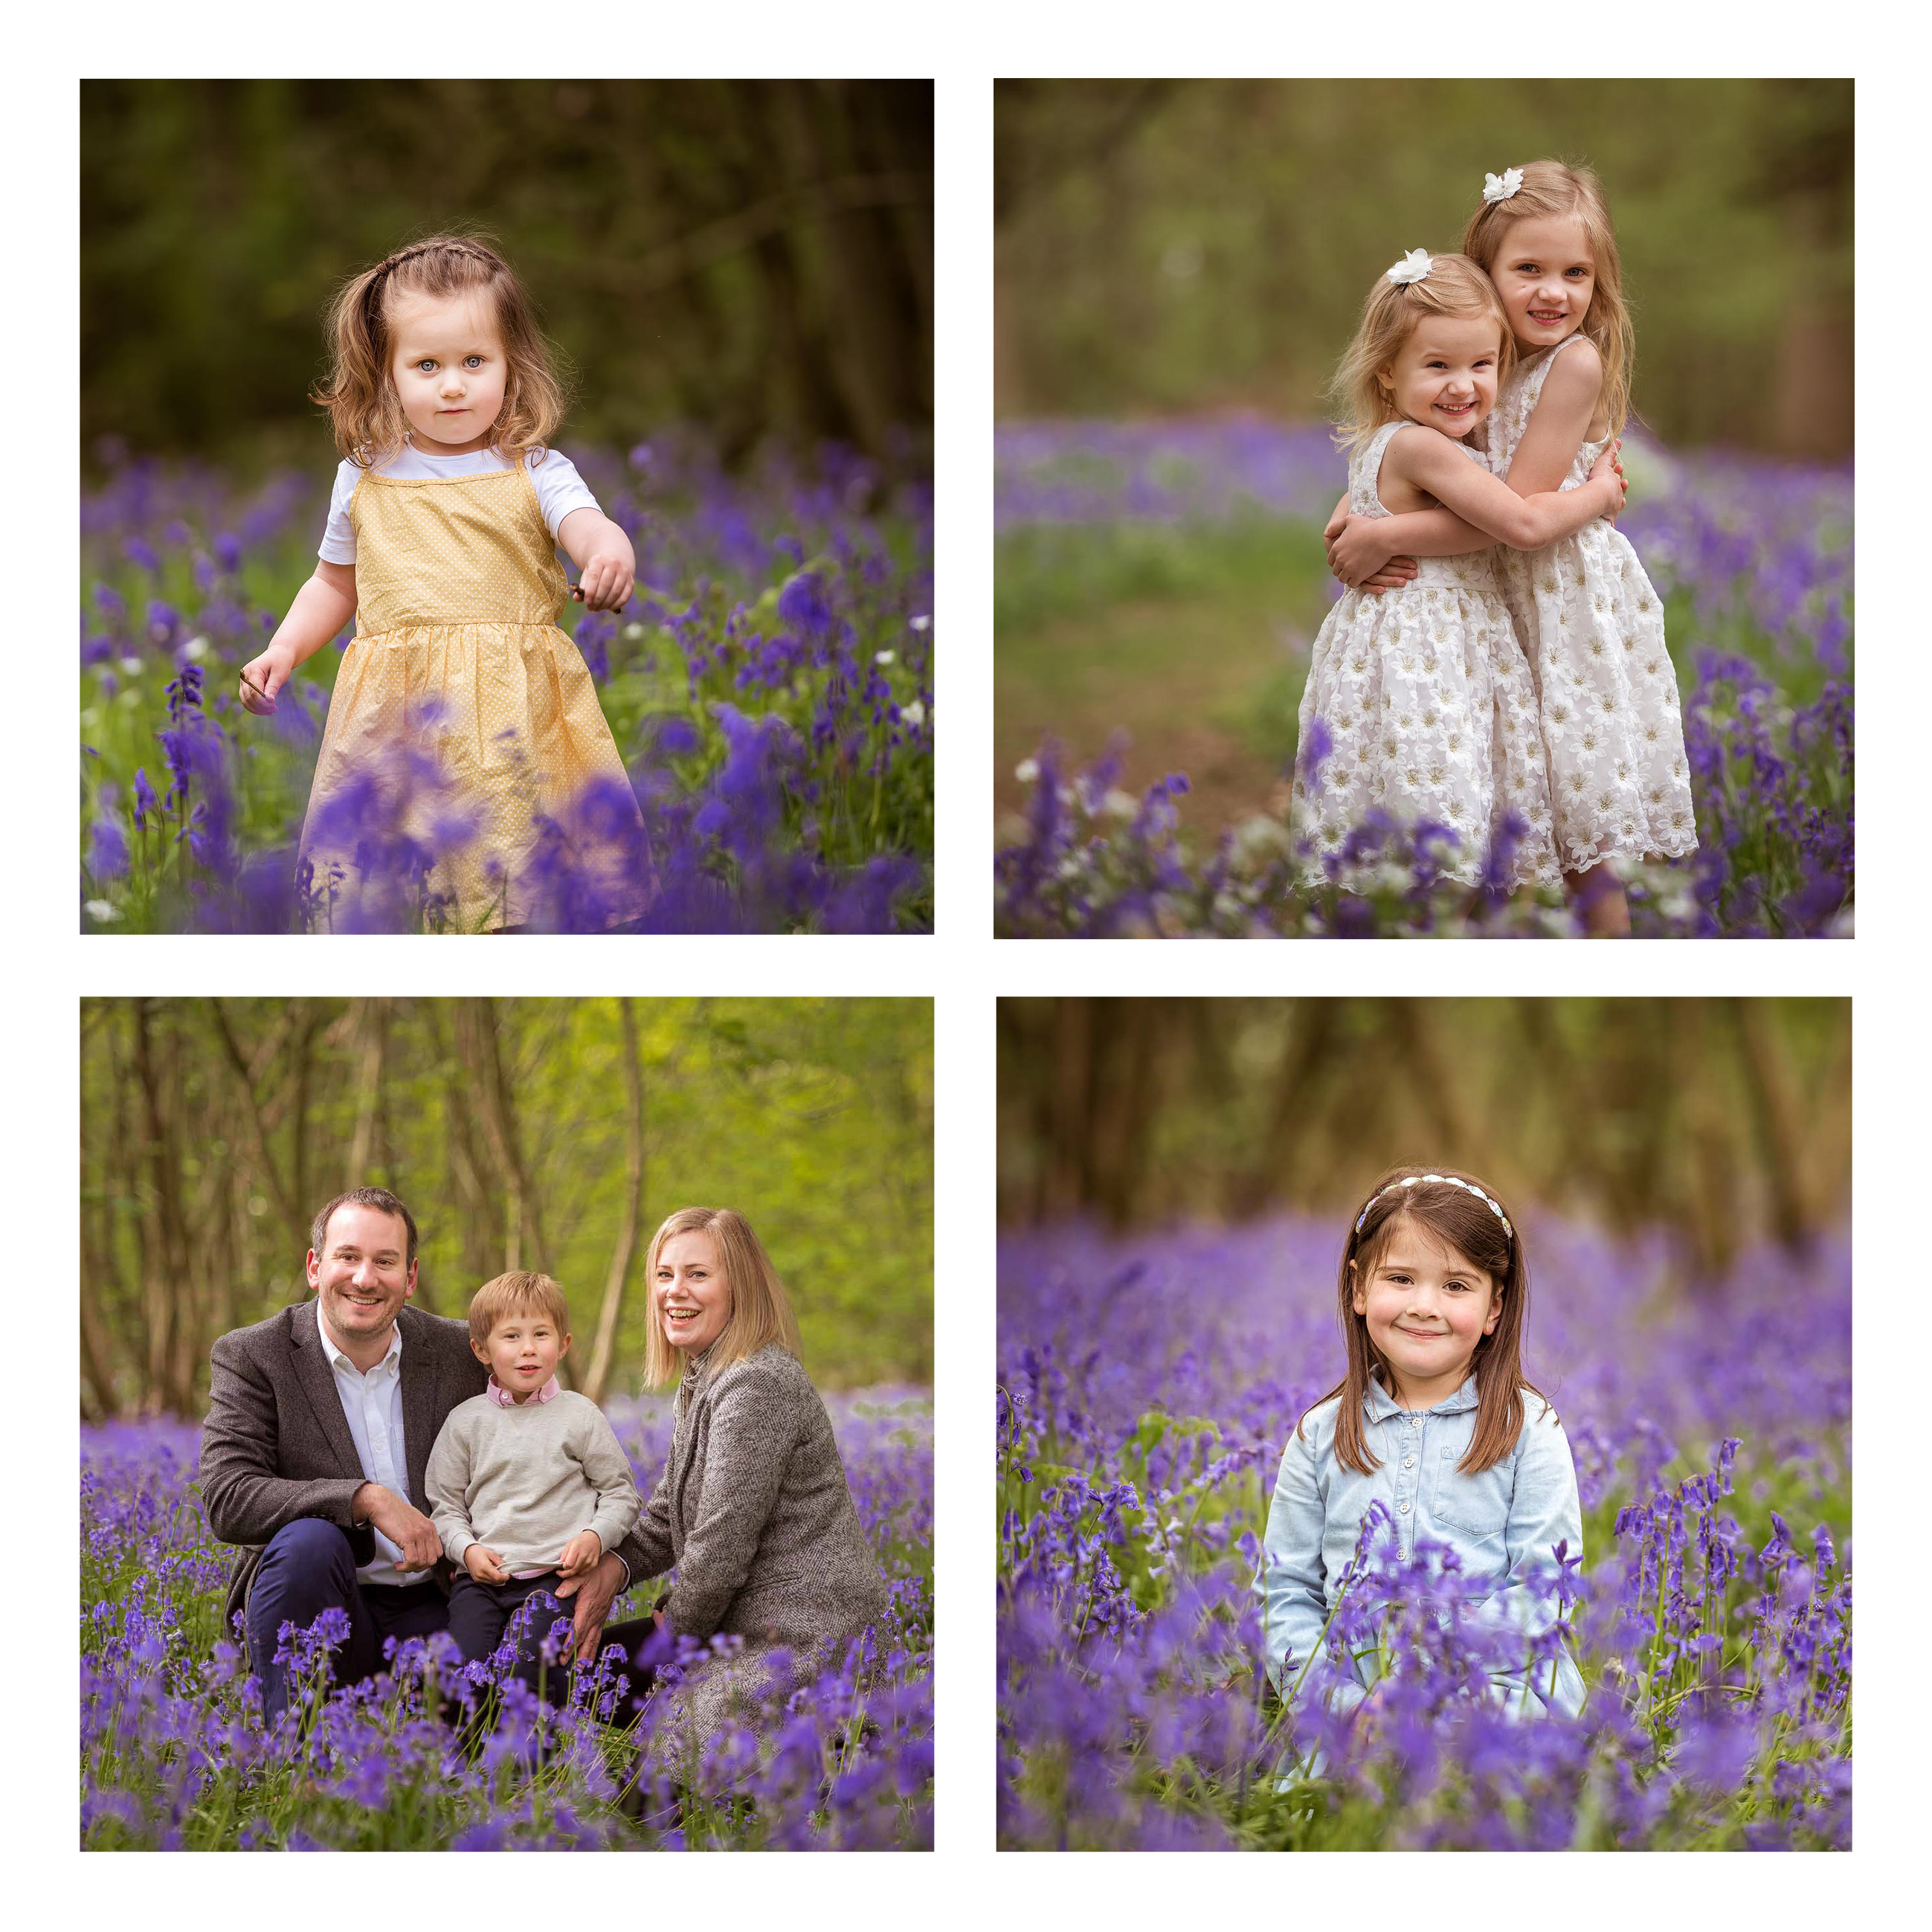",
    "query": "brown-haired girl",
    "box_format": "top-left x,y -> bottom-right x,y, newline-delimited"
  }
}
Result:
1257,1165 -> 1585,1730
1329,165 -> 1698,935
237,233 -> 648,930
1289,251 -> 1626,897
